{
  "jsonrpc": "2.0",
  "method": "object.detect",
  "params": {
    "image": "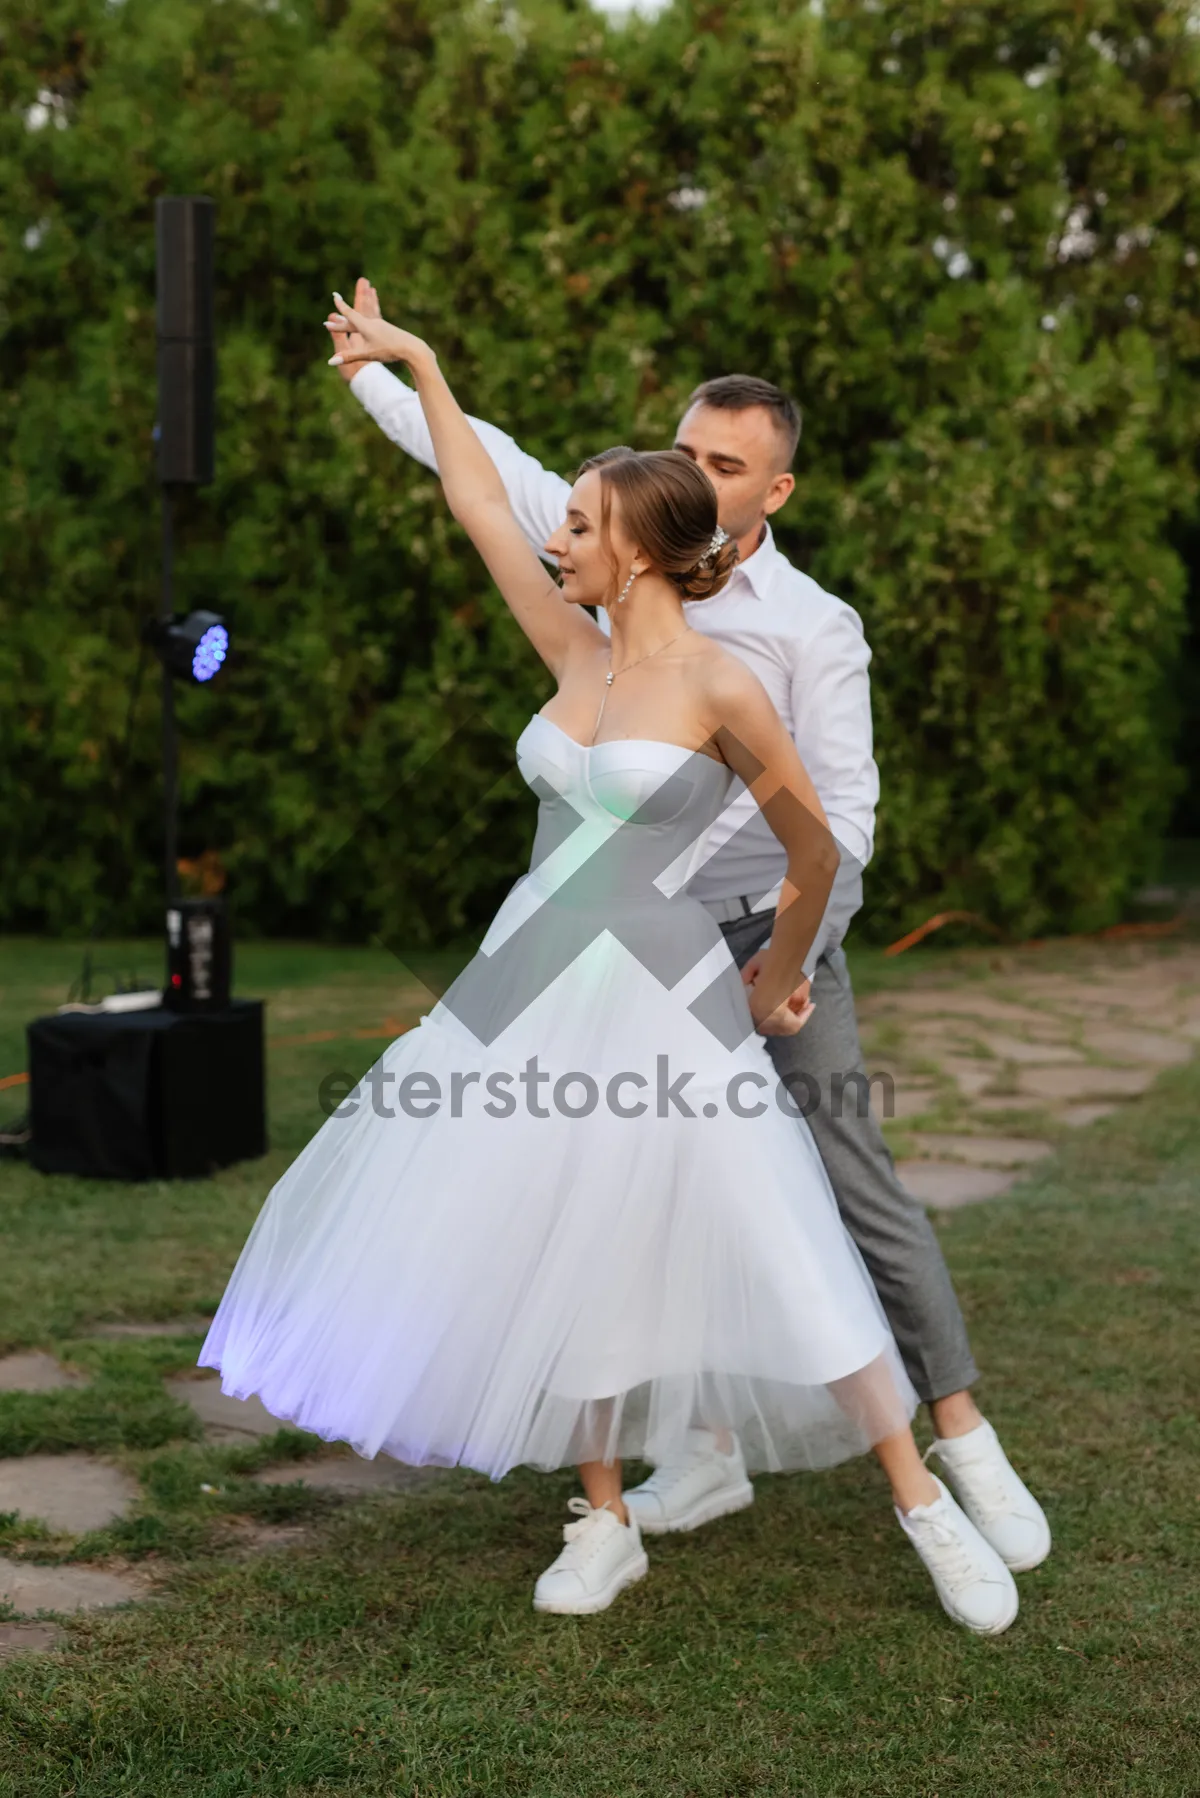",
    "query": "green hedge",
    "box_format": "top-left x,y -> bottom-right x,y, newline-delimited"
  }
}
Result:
2,0 -> 1198,948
